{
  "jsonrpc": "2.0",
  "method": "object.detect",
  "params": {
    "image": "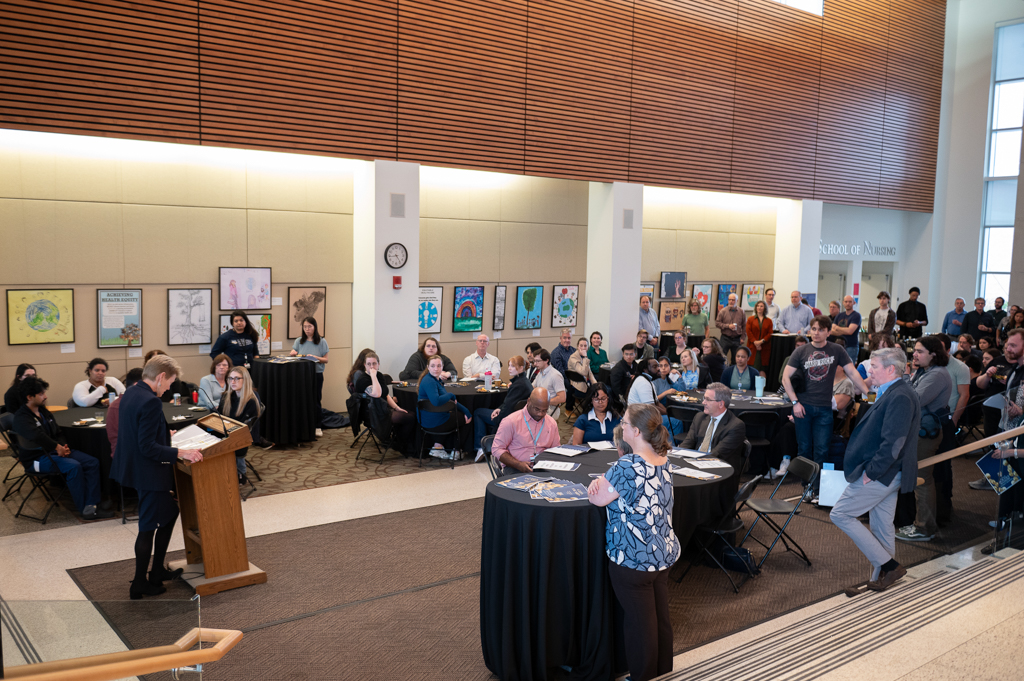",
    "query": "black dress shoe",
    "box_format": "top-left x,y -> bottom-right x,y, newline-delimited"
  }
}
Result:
149,566 -> 184,583
130,579 -> 167,600
866,565 -> 907,591
99,499 -> 115,511
82,509 -> 116,520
